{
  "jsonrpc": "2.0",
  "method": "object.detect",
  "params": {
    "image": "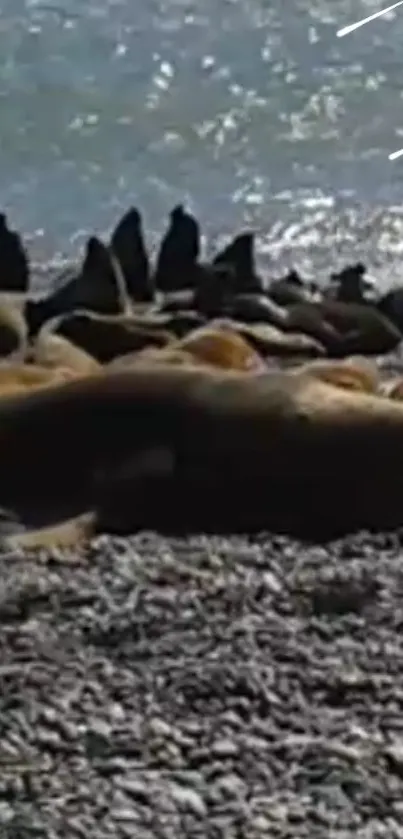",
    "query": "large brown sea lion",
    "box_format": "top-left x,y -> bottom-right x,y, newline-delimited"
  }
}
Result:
1,366 -> 403,539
